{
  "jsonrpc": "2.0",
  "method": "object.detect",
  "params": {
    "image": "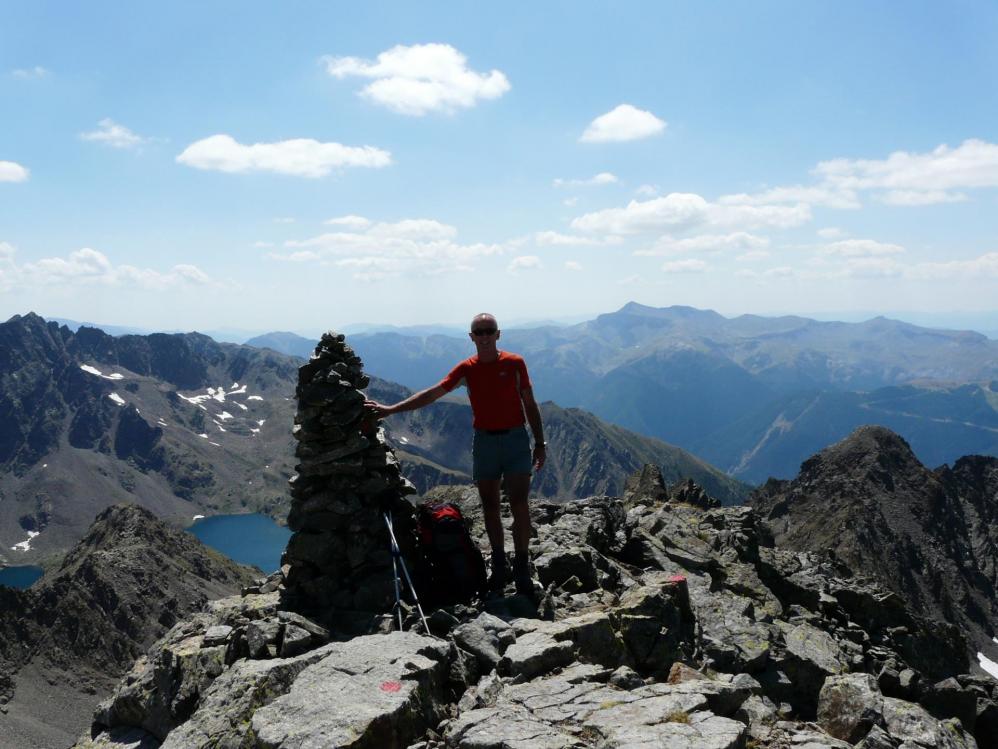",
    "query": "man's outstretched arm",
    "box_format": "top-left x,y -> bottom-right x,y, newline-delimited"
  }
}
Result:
364,384 -> 448,419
